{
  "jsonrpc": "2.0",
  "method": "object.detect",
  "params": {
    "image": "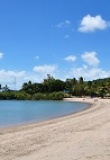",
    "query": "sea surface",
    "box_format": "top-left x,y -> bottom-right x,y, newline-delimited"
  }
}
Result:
0,100 -> 89,127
